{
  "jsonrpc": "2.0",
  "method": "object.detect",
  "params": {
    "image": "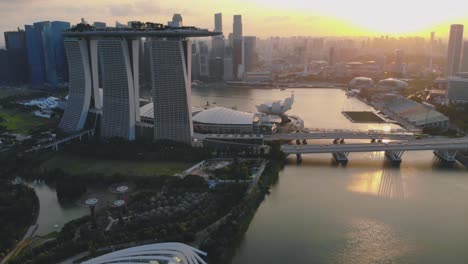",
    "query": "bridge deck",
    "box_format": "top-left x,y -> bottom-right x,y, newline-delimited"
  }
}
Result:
194,130 -> 415,141
282,138 -> 468,154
